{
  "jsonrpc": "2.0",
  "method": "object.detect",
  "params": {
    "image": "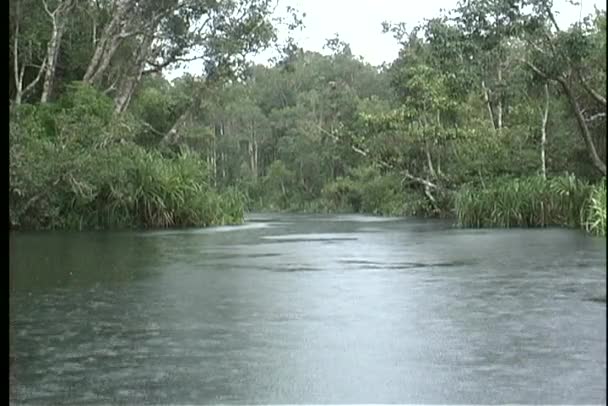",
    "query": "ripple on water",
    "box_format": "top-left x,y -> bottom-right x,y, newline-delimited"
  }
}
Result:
262,234 -> 358,243
338,259 -> 477,270
138,221 -> 285,237
9,214 -> 606,404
